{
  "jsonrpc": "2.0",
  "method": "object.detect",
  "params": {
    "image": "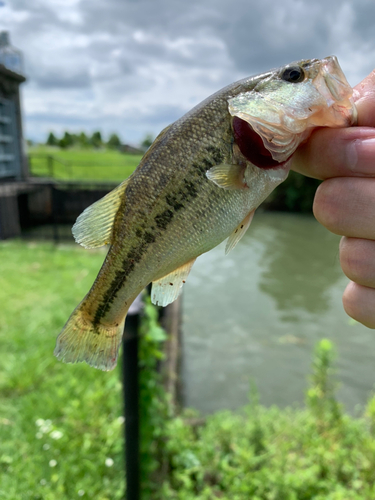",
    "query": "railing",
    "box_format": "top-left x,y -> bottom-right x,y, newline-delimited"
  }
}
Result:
28,154 -> 73,180
28,153 -> 142,183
